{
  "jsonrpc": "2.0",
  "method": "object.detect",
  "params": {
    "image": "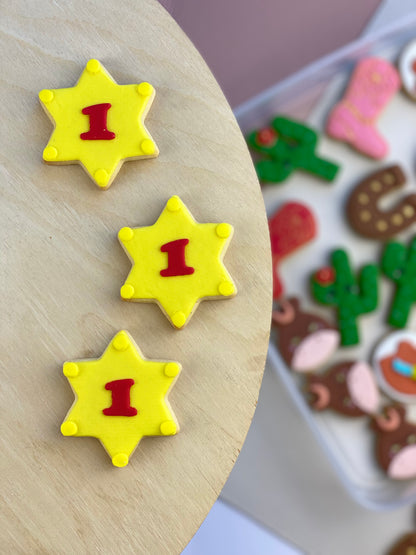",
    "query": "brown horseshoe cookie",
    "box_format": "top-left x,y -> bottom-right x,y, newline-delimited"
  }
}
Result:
346,165 -> 416,240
